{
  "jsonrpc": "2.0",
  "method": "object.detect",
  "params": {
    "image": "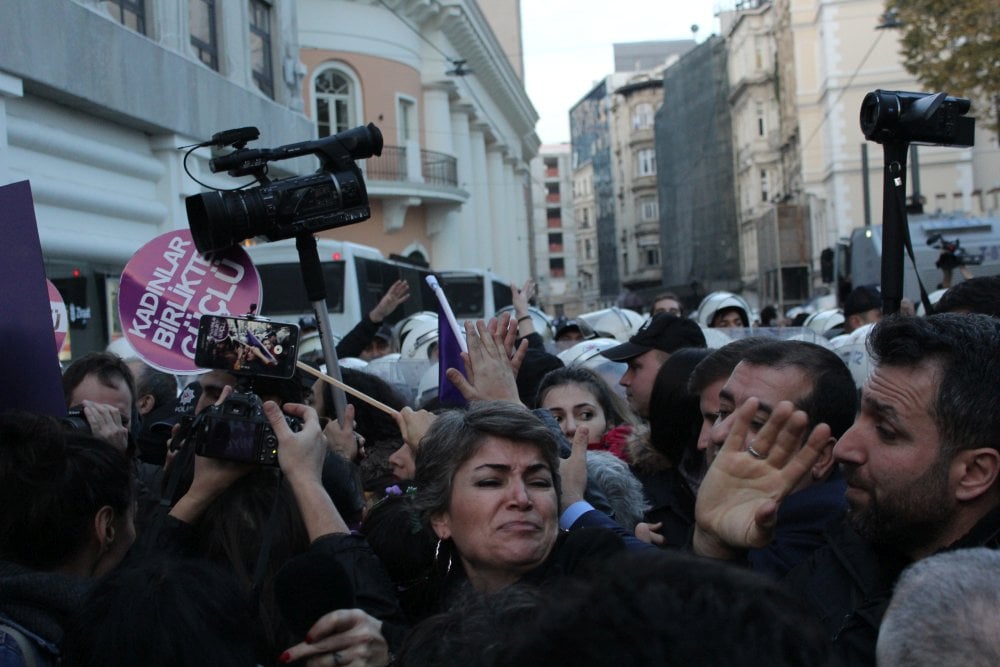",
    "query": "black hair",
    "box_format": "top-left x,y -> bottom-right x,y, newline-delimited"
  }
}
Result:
0,411 -> 133,570
132,362 -> 177,409
739,340 -> 858,439
396,585 -> 542,666
62,556 -> 257,667
687,337 -> 771,396
499,550 -> 832,667
361,491 -> 440,623
869,314 -> 1000,457
648,348 -> 711,466
193,469 -> 310,665
934,276 -> 1000,318
319,367 -> 408,493
62,351 -> 137,407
